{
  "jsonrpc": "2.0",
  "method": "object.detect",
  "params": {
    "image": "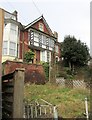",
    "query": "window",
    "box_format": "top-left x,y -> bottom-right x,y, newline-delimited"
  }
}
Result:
49,39 -> 54,48
29,31 -> 34,45
9,42 -> 16,56
39,23 -> 44,31
42,36 -> 46,45
10,23 -> 17,41
34,32 -> 39,42
55,45 -> 59,53
39,34 -> 42,47
3,41 -> 8,55
42,51 -> 45,61
11,24 -> 16,31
